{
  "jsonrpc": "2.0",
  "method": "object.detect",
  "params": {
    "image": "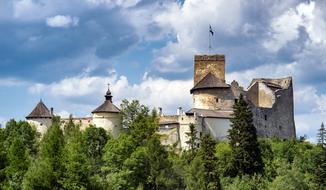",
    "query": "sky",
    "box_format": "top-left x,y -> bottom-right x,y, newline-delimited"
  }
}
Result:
0,0 -> 325,141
